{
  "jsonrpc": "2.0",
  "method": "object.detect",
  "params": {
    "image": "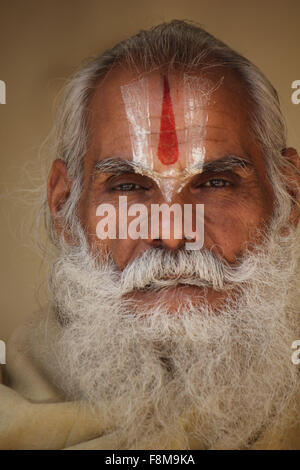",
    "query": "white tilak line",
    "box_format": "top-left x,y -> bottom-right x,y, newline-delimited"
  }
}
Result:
121,76 -> 181,202
121,76 -> 153,170
121,75 -> 213,202
183,74 -> 211,170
